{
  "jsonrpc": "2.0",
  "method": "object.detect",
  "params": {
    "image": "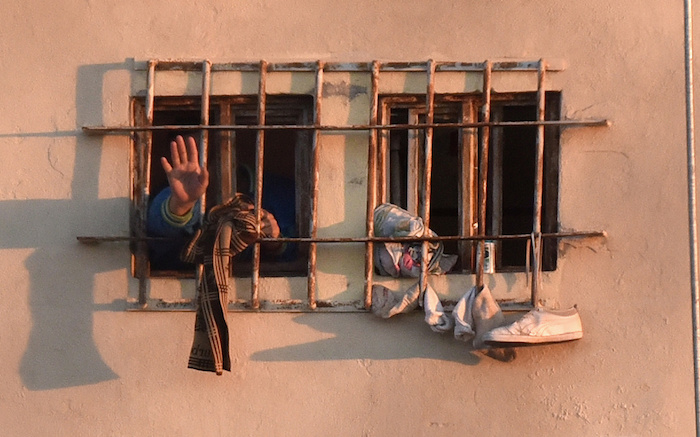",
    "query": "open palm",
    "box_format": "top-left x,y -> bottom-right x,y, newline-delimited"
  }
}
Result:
160,135 -> 209,216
